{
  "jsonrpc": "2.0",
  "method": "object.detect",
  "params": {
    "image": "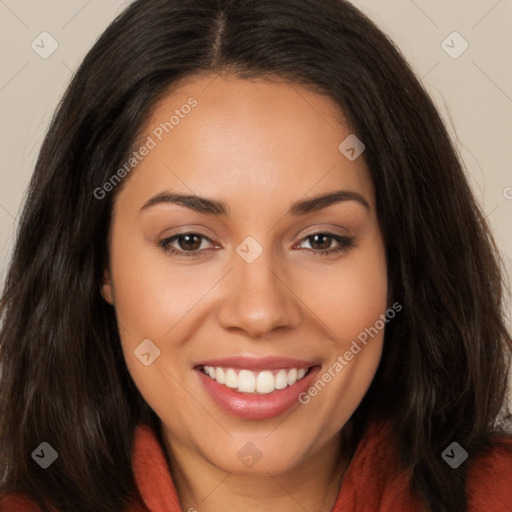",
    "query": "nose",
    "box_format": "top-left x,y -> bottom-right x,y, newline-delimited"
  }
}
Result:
216,249 -> 303,339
